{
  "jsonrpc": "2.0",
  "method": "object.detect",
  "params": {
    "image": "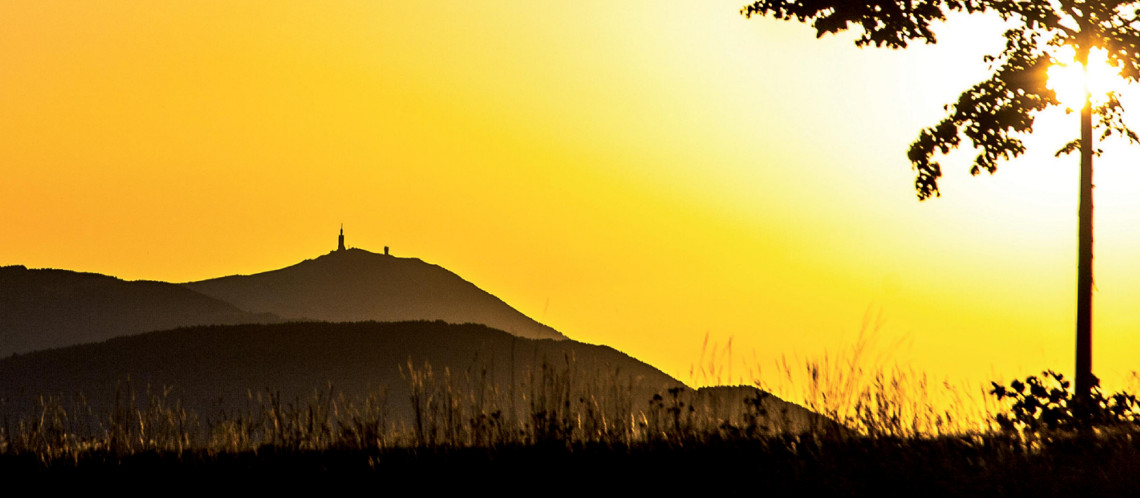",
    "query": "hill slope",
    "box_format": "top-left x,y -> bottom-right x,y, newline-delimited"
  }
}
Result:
0,265 -> 278,356
0,321 -> 671,425
0,321 -> 826,434
183,248 -> 565,340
